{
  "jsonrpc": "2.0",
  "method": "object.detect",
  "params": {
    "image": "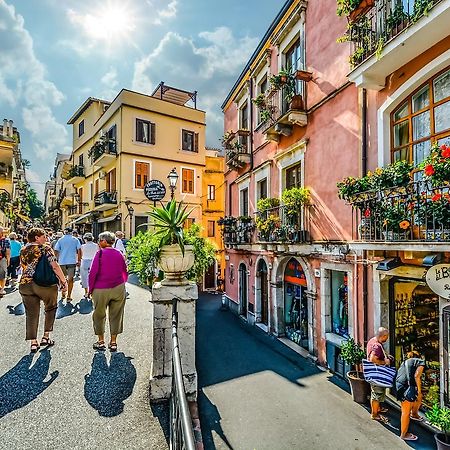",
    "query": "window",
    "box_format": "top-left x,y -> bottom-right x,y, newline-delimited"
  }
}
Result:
78,154 -> 84,167
240,188 -> 249,216
257,178 -> 267,200
107,124 -> 117,153
135,162 -> 149,189
182,129 -> 198,152
330,271 -> 348,337
284,40 -> 304,111
94,179 -> 99,196
181,168 -> 194,194
184,218 -> 195,229
391,68 -> 450,171
78,120 -> 85,137
207,185 -> 216,200
257,76 -> 268,124
106,168 -> 116,192
285,163 -> 302,189
240,103 -> 249,130
136,119 -> 155,144
207,220 -> 215,237
89,182 -> 93,201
